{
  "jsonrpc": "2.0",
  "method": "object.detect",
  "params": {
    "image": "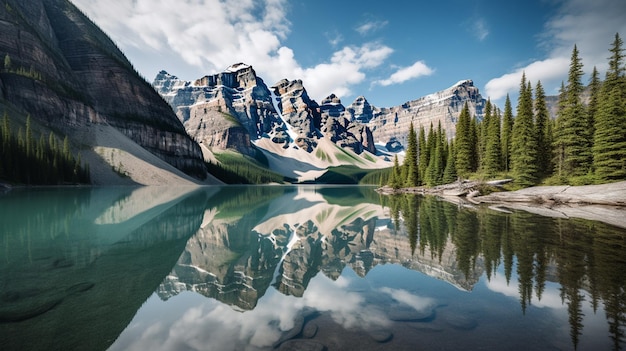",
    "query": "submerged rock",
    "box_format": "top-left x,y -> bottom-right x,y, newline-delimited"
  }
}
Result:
368,329 -> 393,343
